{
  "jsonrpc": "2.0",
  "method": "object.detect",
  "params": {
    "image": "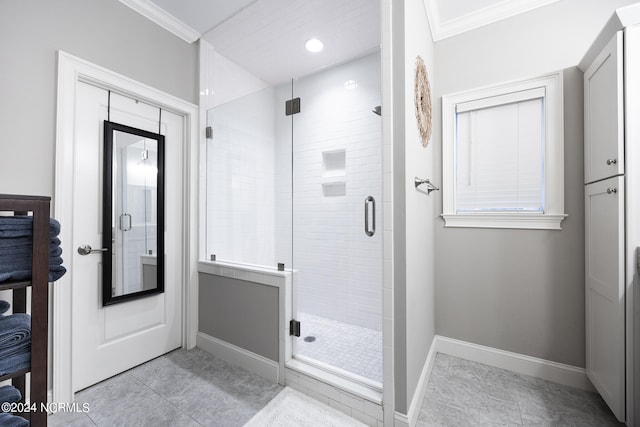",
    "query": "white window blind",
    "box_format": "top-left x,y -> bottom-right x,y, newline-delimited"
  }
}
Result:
455,96 -> 545,213
441,71 -> 566,230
